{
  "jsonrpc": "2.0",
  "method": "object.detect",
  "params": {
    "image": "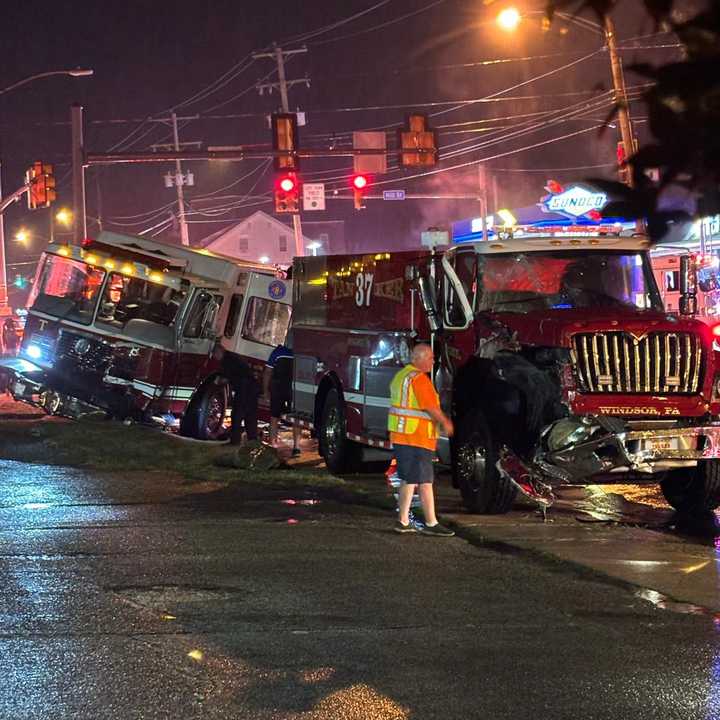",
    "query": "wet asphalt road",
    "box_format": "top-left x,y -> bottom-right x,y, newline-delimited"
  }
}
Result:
2,458 -> 720,719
